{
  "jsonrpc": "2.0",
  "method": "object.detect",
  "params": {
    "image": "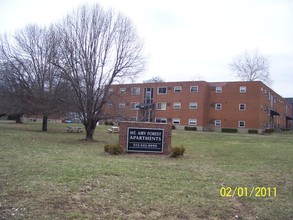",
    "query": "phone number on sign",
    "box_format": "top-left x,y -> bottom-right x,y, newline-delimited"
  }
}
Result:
220,187 -> 277,198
